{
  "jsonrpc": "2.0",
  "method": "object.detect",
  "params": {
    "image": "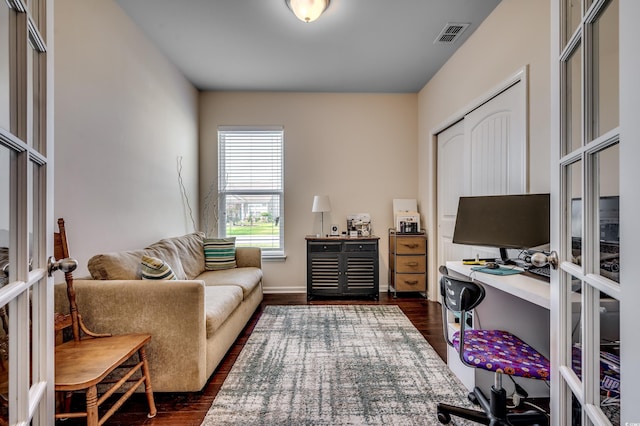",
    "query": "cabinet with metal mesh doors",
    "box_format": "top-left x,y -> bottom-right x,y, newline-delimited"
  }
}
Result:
306,236 -> 379,300
388,229 -> 427,298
